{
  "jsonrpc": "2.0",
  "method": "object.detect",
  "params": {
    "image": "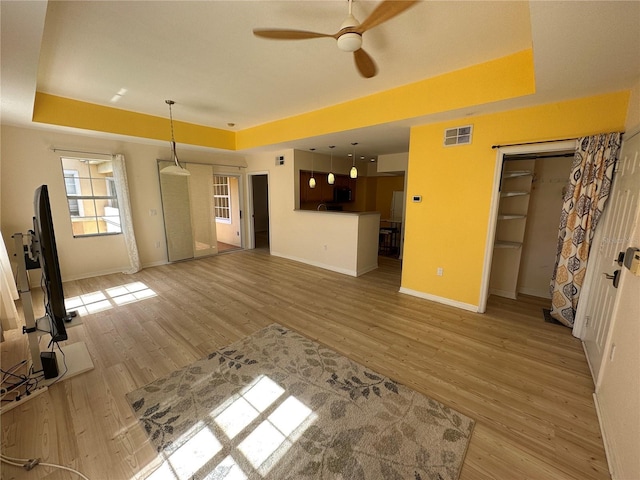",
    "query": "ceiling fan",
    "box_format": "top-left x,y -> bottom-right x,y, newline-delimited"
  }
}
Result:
253,0 -> 417,78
